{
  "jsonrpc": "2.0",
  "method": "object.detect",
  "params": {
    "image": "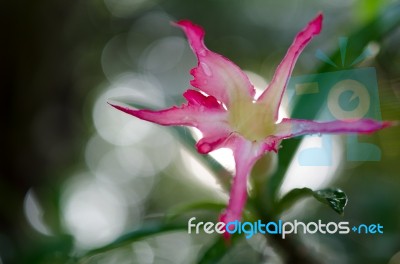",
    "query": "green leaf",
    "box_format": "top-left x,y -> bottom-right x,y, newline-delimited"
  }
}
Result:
166,201 -> 227,221
313,188 -> 348,215
79,222 -> 187,262
275,187 -> 314,215
276,187 -> 348,215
